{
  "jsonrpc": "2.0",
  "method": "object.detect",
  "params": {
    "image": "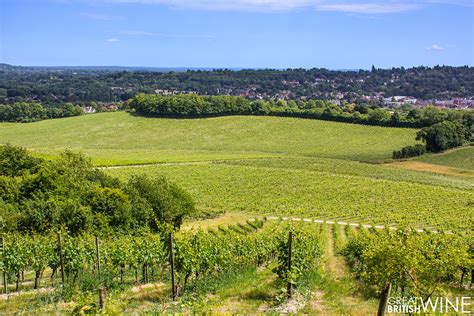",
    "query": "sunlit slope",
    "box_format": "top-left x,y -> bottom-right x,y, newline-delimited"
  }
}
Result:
106,161 -> 473,232
0,112 -> 418,165
1,112 -> 472,231
416,146 -> 474,171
